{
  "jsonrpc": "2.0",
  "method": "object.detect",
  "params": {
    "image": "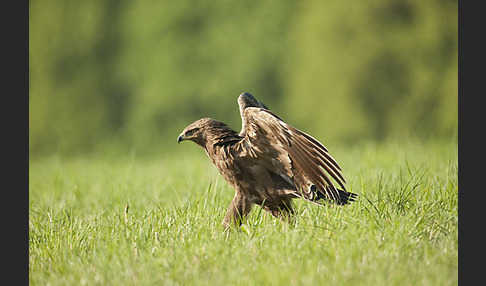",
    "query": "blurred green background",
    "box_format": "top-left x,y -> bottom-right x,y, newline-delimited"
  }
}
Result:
29,0 -> 457,158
